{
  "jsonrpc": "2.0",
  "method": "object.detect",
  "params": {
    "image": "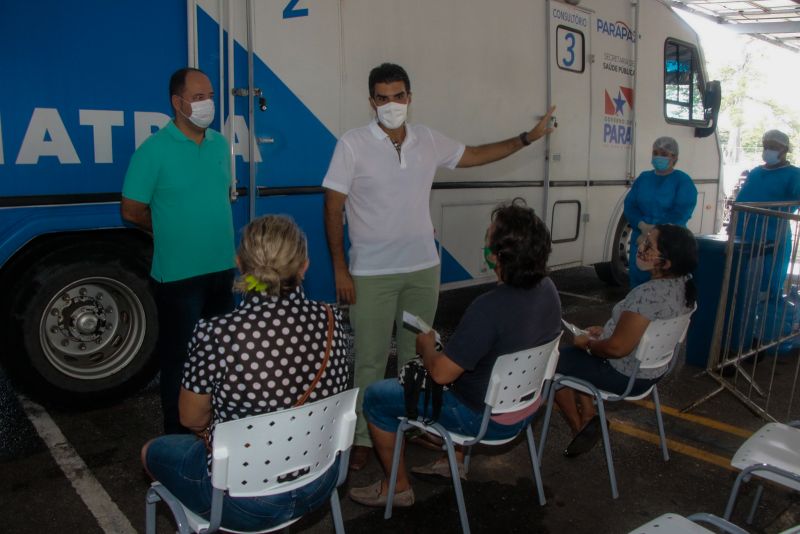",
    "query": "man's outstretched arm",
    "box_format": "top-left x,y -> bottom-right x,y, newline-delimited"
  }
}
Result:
457,106 -> 556,168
